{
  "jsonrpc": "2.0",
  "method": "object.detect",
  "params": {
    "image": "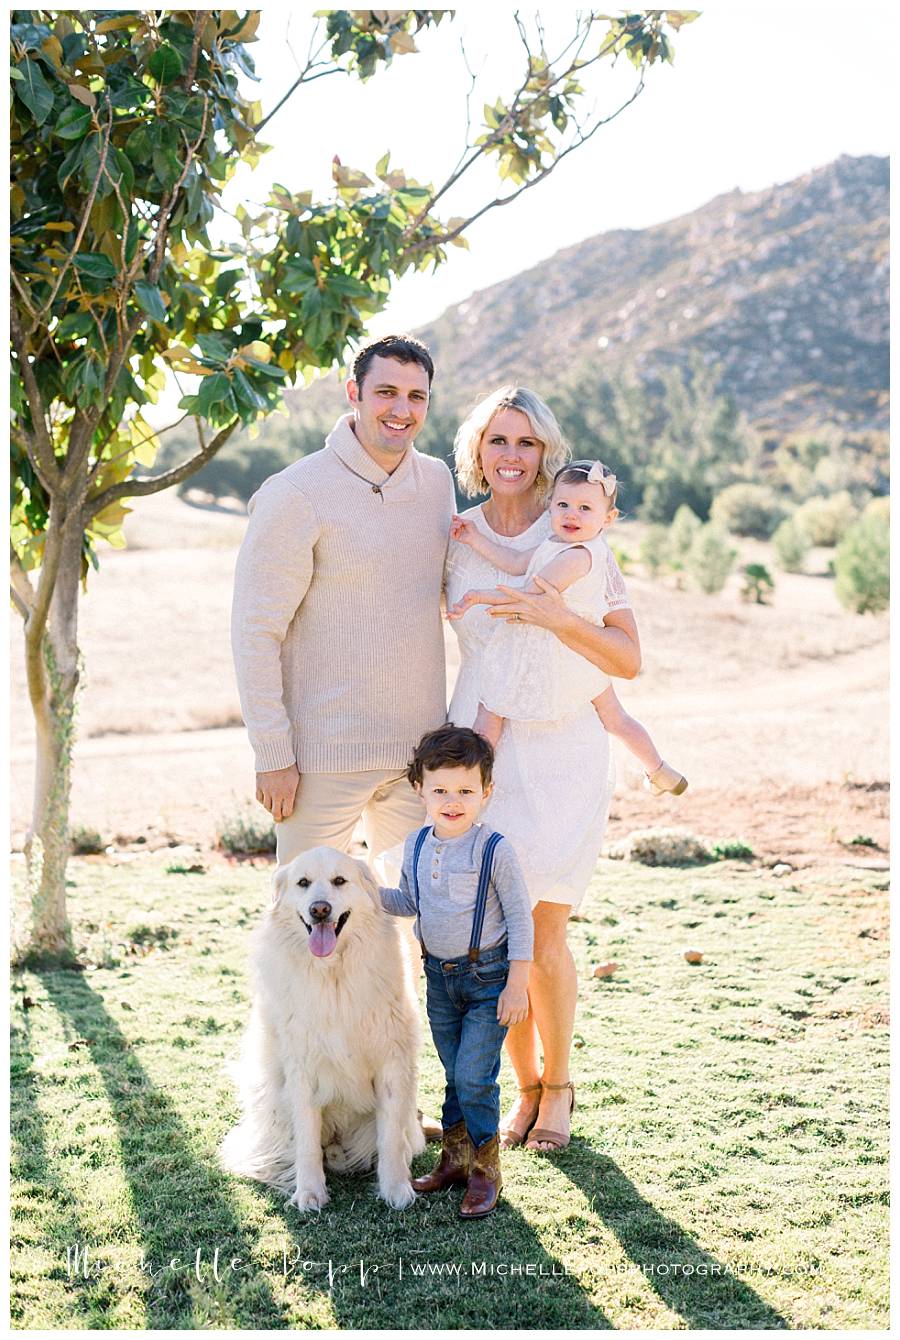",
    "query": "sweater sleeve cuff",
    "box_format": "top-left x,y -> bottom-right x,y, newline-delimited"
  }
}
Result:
252,734 -> 297,772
